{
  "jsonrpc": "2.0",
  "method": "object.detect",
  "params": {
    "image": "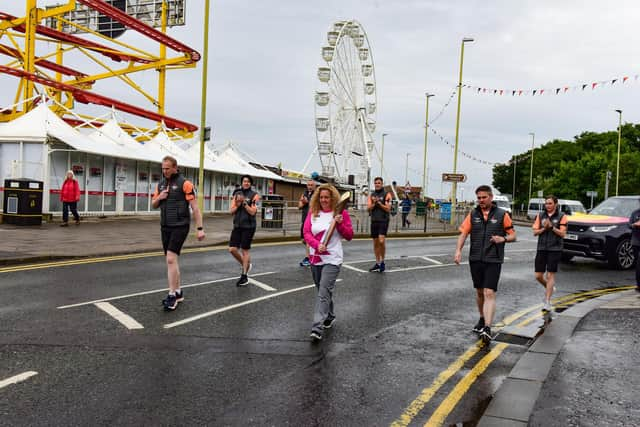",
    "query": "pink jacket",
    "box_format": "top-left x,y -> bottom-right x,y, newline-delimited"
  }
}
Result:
303,209 -> 353,264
